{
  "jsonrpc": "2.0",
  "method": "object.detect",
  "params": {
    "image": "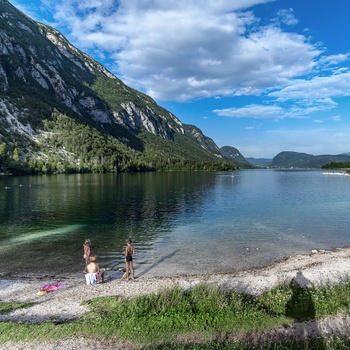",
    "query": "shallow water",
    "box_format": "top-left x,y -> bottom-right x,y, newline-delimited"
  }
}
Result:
0,169 -> 349,278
